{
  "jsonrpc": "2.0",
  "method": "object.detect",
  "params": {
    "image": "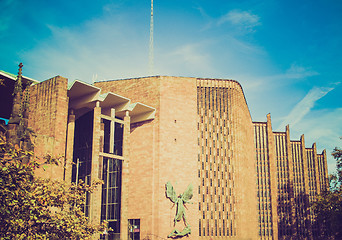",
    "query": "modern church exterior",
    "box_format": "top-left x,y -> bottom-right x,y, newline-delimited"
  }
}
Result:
1,70 -> 329,240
